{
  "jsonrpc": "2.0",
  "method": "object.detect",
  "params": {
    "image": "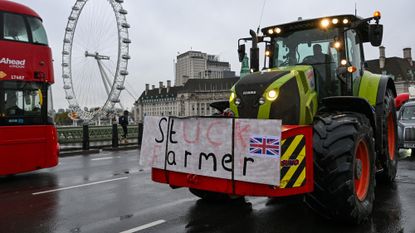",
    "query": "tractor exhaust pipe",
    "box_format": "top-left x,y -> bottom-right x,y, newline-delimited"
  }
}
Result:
249,30 -> 259,72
